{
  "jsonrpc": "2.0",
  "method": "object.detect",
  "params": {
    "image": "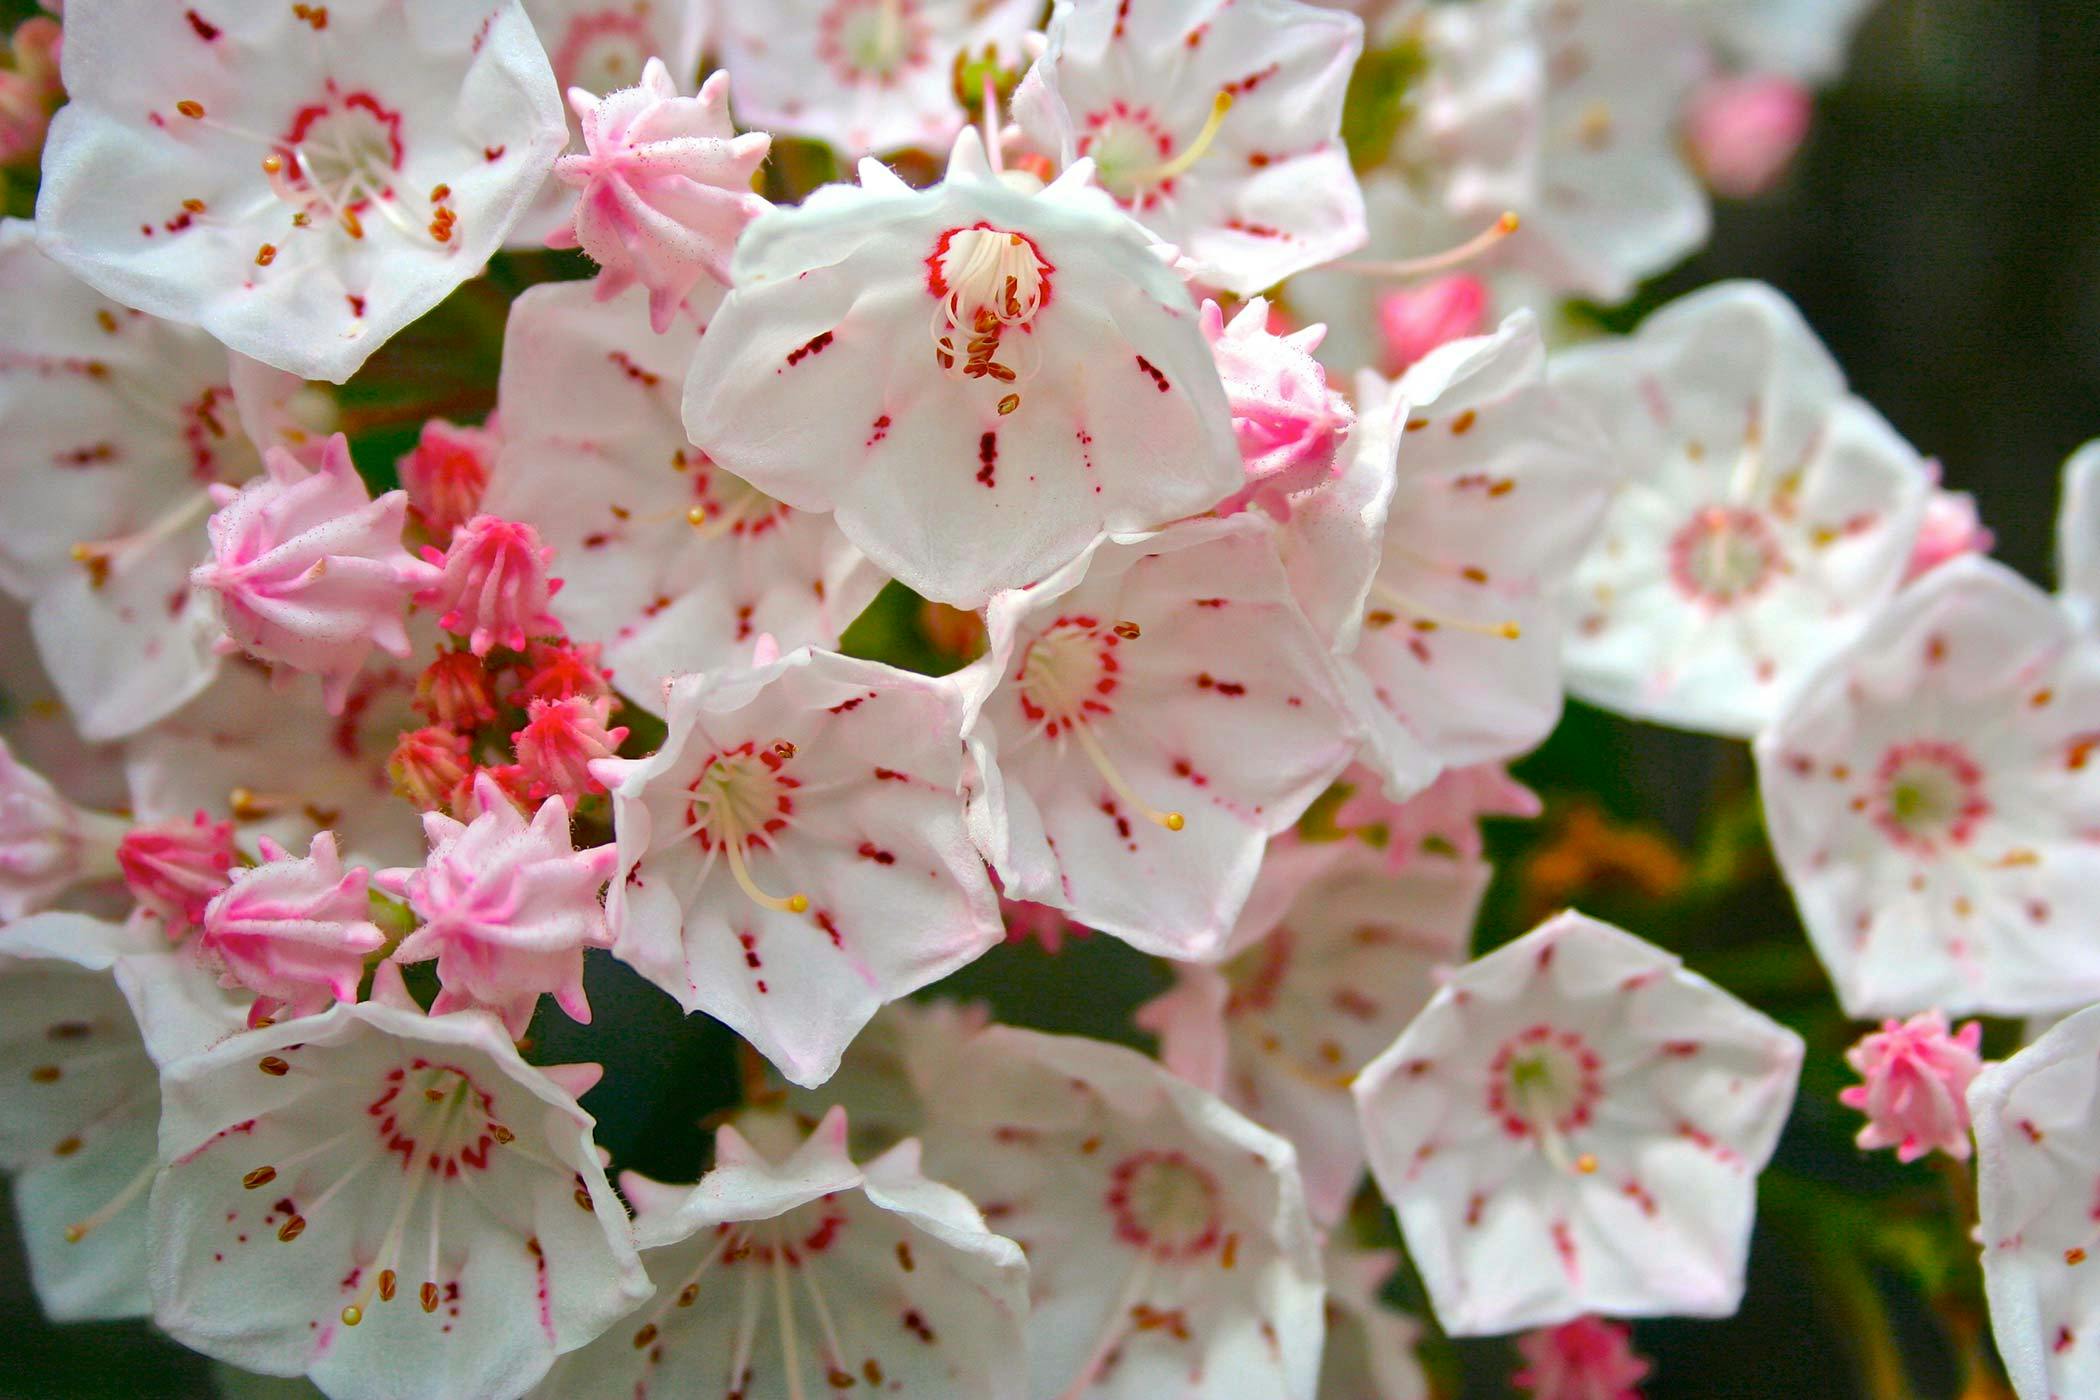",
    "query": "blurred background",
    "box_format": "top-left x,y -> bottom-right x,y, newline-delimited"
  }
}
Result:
5,0 -> 2098,1395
